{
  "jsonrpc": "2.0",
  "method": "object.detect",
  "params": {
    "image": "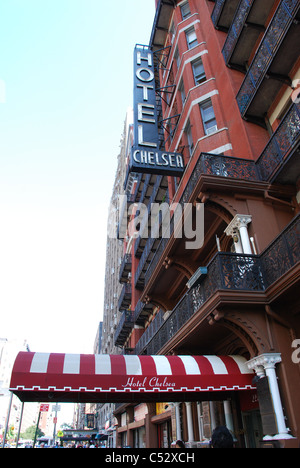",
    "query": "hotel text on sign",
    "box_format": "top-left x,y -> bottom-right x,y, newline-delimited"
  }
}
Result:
130,45 -> 185,177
